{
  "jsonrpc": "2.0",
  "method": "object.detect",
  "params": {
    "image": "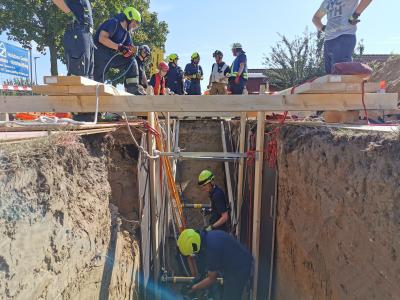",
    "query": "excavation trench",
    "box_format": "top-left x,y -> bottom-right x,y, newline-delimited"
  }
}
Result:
0,122 -> 399,300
